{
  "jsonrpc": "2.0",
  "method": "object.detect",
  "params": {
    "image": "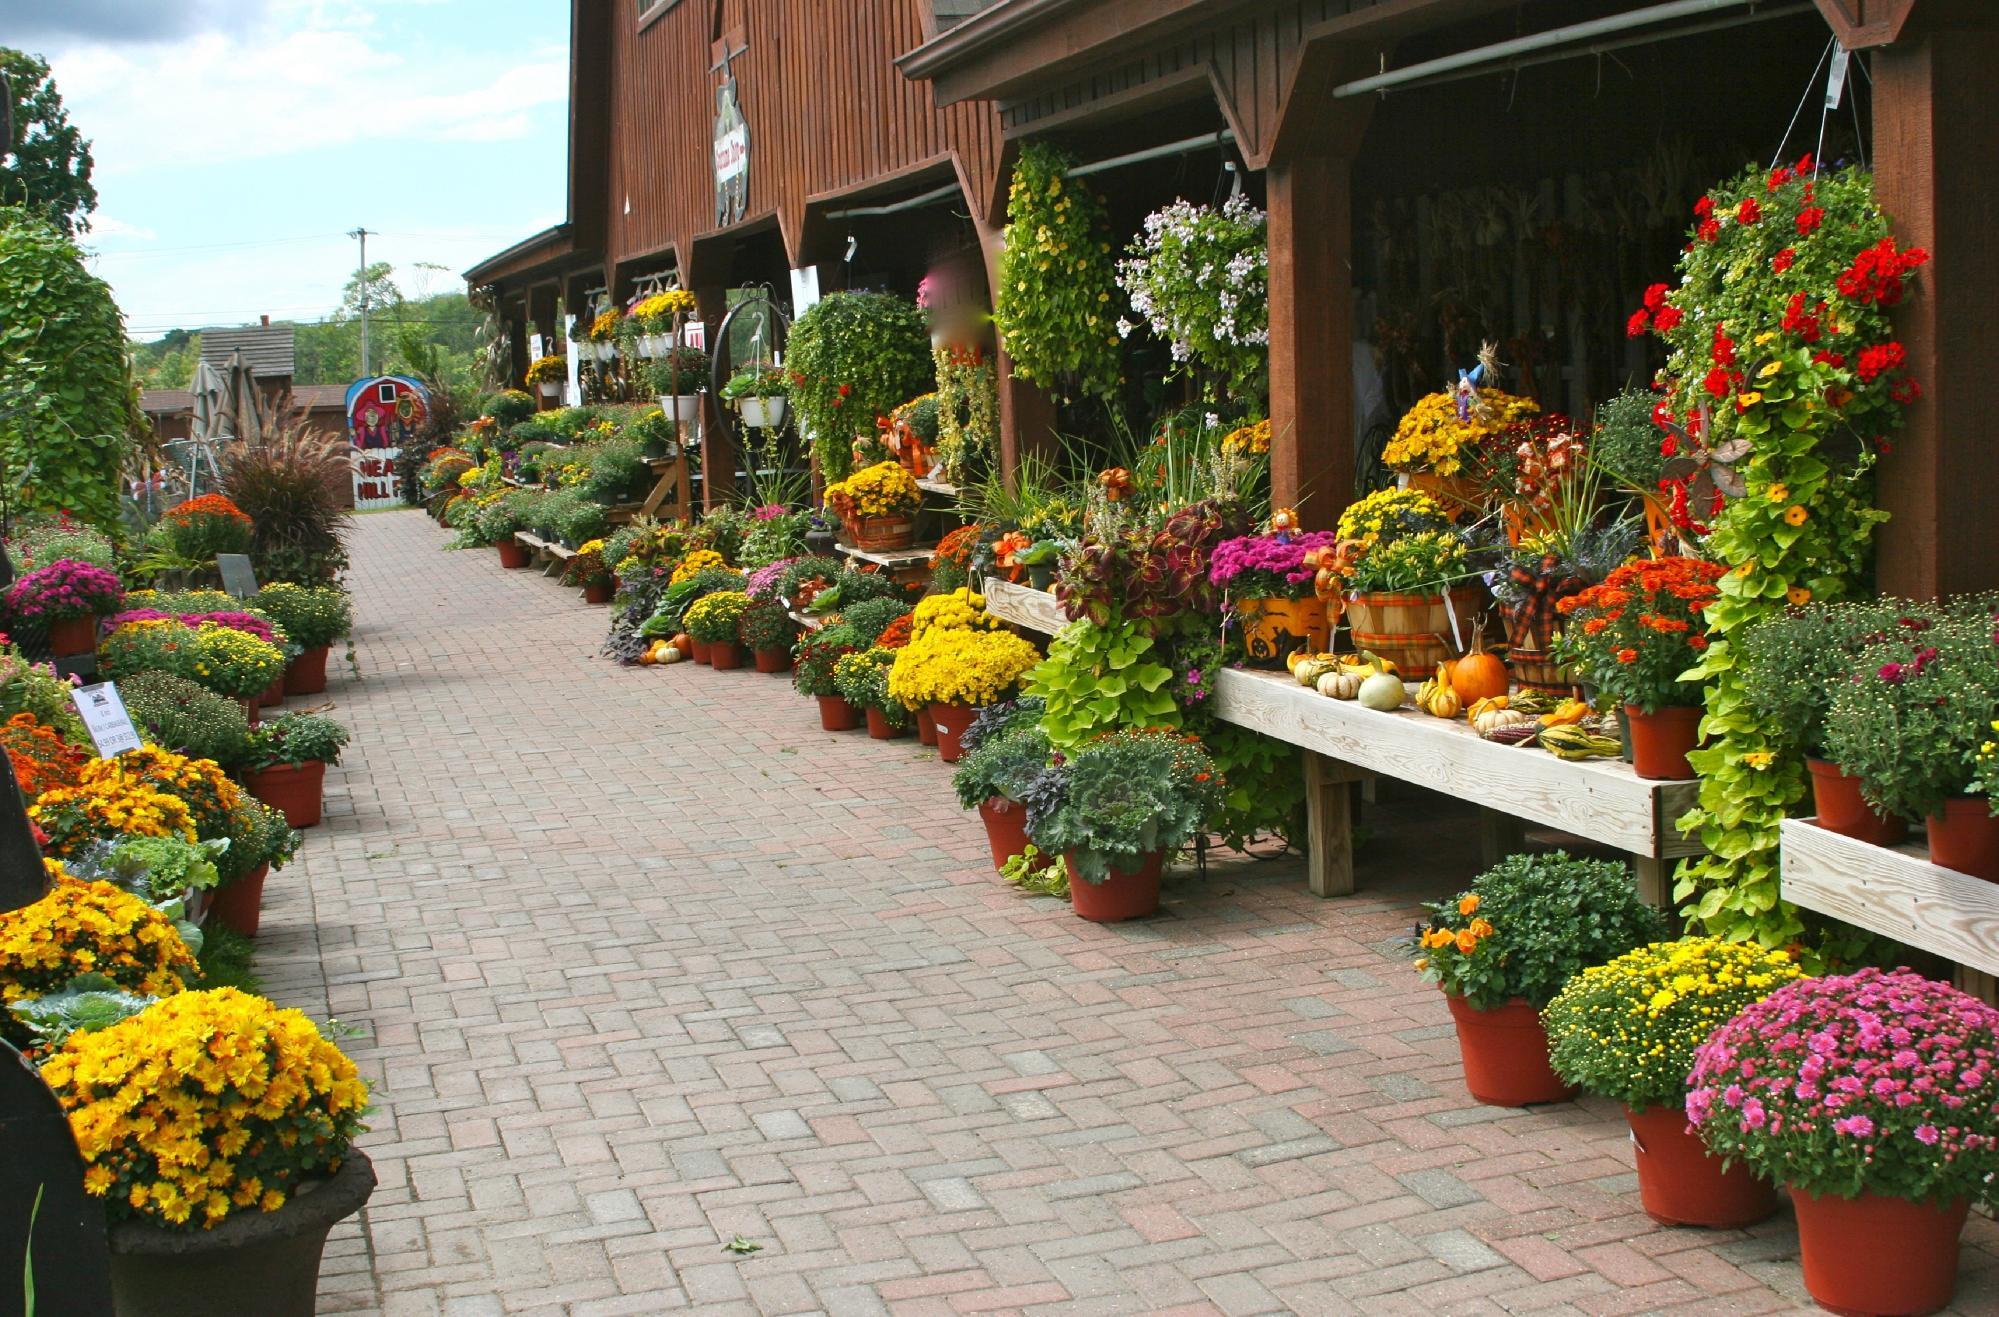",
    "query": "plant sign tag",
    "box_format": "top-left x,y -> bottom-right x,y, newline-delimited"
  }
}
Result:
70,682 -> 143,759
217,552 -> 259,598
